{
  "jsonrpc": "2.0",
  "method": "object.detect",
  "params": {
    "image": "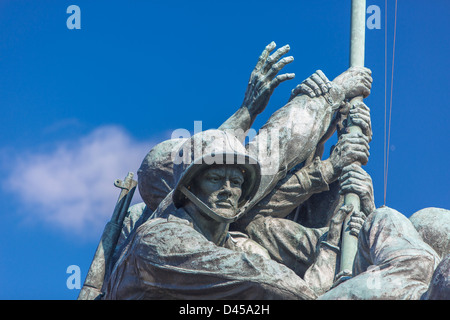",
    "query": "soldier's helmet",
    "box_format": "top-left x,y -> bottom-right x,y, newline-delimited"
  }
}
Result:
137,138 -> 186,211
172,129 -> 261,223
